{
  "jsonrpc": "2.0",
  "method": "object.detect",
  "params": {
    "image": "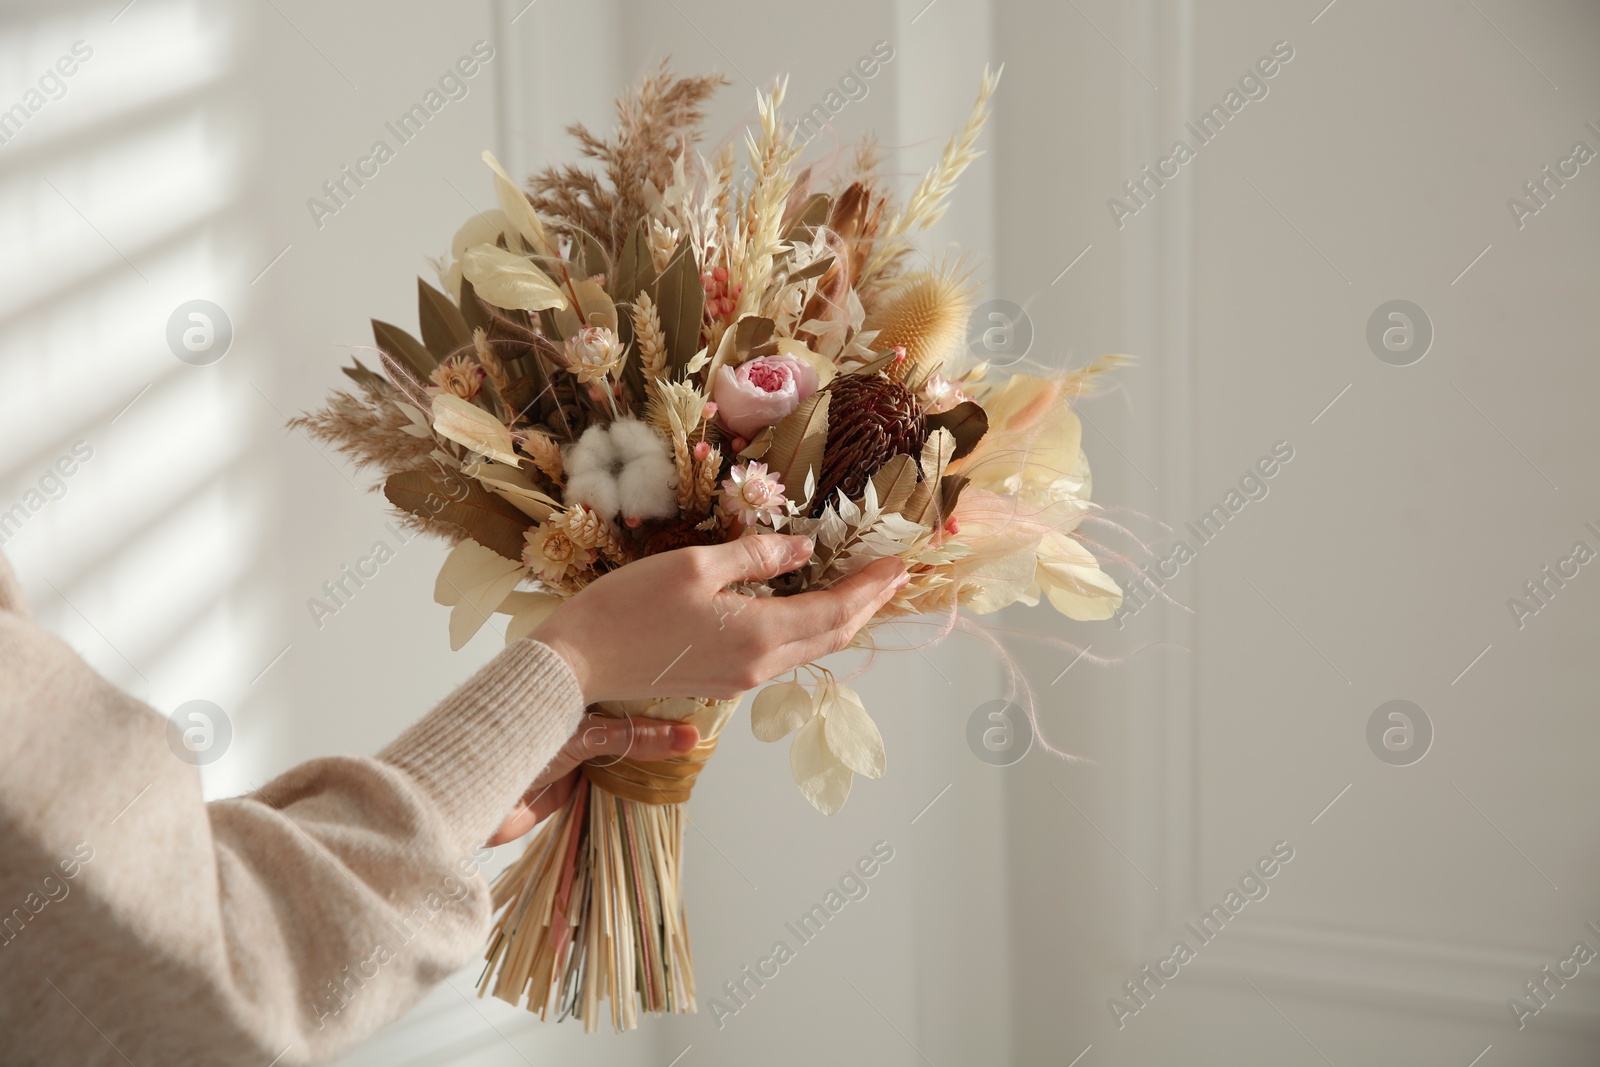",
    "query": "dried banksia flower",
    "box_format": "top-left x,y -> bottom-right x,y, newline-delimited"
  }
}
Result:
638,514 -> 721,556
866,267 -> 975,386
813,373 -> 926,513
